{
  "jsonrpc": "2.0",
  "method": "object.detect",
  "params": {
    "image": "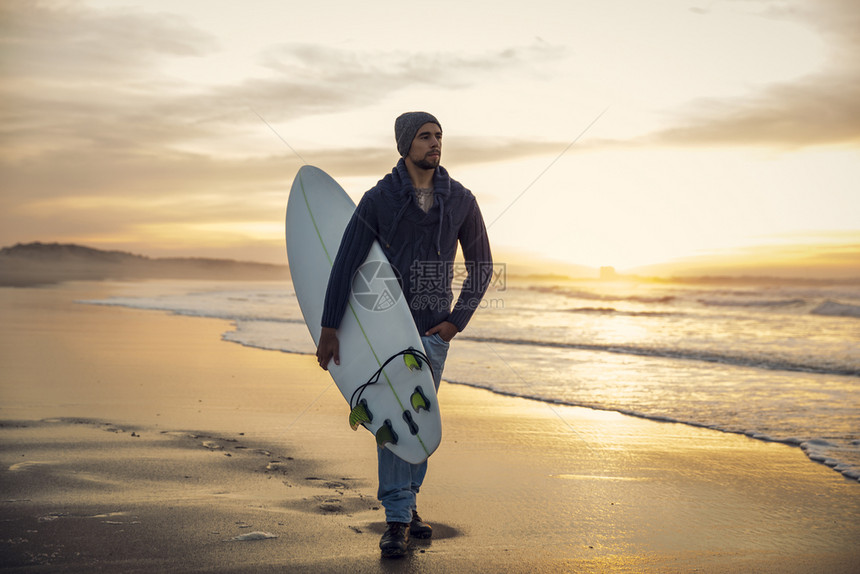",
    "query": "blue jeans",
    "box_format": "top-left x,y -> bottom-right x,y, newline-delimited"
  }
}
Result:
377,333 -> 449,524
